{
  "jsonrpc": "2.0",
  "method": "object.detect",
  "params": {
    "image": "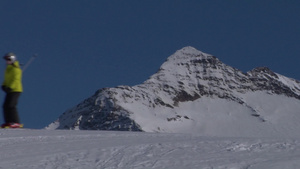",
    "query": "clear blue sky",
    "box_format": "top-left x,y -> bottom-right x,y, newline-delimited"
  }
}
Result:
0,0 -> 299,129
